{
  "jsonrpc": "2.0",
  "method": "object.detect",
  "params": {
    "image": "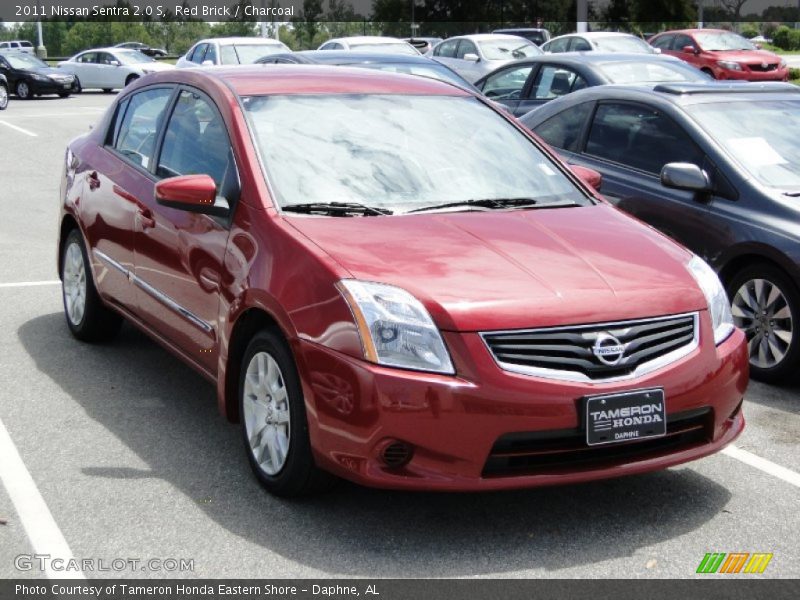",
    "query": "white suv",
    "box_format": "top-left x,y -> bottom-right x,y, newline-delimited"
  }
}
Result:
0,40 -> 34,54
